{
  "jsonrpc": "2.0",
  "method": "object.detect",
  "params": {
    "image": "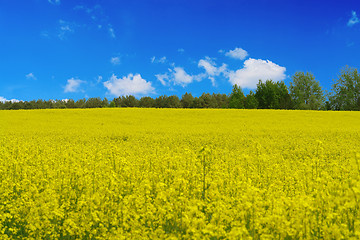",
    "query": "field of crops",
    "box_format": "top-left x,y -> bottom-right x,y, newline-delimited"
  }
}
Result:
1,108 -> 360,239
